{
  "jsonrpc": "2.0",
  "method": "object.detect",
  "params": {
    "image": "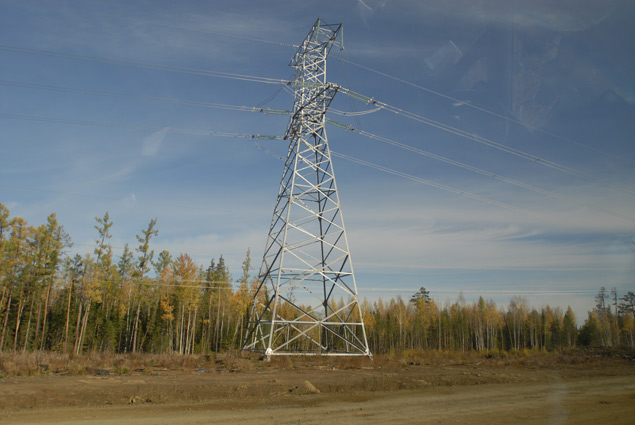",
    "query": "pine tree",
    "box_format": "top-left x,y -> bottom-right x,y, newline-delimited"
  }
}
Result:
131,219 -> 158,352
